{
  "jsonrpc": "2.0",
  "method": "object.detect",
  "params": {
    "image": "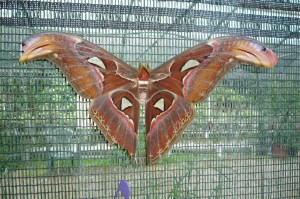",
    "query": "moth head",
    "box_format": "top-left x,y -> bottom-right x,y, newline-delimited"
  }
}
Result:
137,64 -> 151,80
